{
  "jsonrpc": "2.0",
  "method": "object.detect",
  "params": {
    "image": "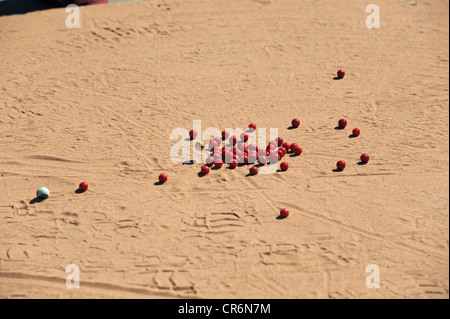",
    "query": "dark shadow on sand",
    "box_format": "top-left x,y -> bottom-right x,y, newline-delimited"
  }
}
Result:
29,197 -> 45,204
74,188 -> 85,194
357,161 -> 367,166
276,215 -> 287,220
154,181 -> 165,186
332,168 -> 343,172
333,76 -> 343,80
334,126 -> 345,130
